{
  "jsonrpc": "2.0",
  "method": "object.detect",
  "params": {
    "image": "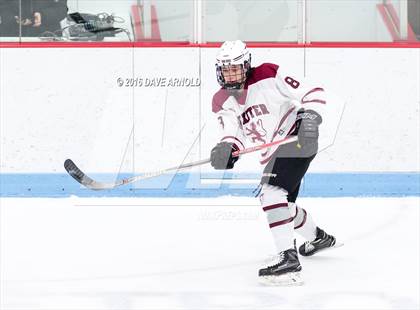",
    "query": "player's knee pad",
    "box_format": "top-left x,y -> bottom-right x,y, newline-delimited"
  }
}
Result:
259,184 -> 293,228
259,184 -> 288,205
